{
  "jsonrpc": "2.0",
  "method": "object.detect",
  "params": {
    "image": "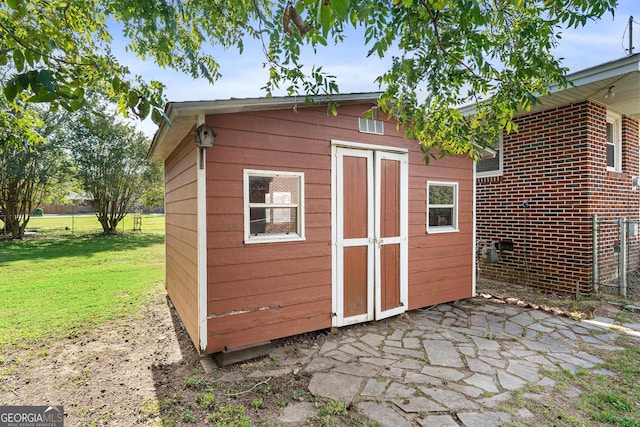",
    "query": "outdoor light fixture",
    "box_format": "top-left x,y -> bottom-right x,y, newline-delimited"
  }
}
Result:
195,123 -> 215,169
604,85 -> 616,99
195,123 -> 215,148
